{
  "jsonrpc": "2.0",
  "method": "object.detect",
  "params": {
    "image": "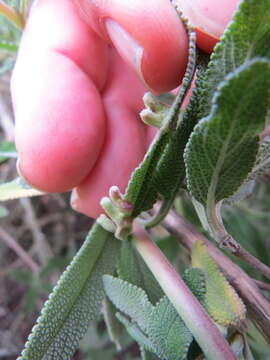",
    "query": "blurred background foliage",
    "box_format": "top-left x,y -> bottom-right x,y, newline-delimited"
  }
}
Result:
0,1 -> 269,359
